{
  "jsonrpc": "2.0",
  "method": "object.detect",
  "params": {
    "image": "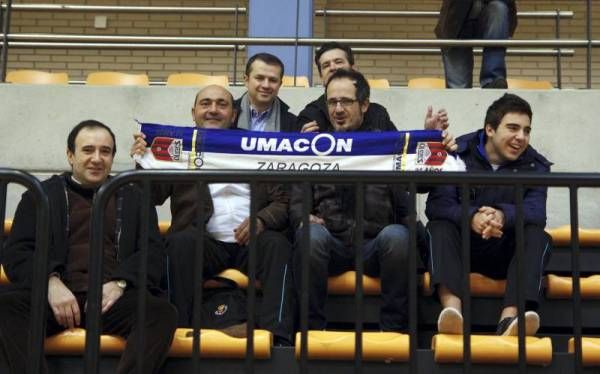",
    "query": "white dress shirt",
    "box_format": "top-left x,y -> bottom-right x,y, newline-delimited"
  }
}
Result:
206,183 -> 251,242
